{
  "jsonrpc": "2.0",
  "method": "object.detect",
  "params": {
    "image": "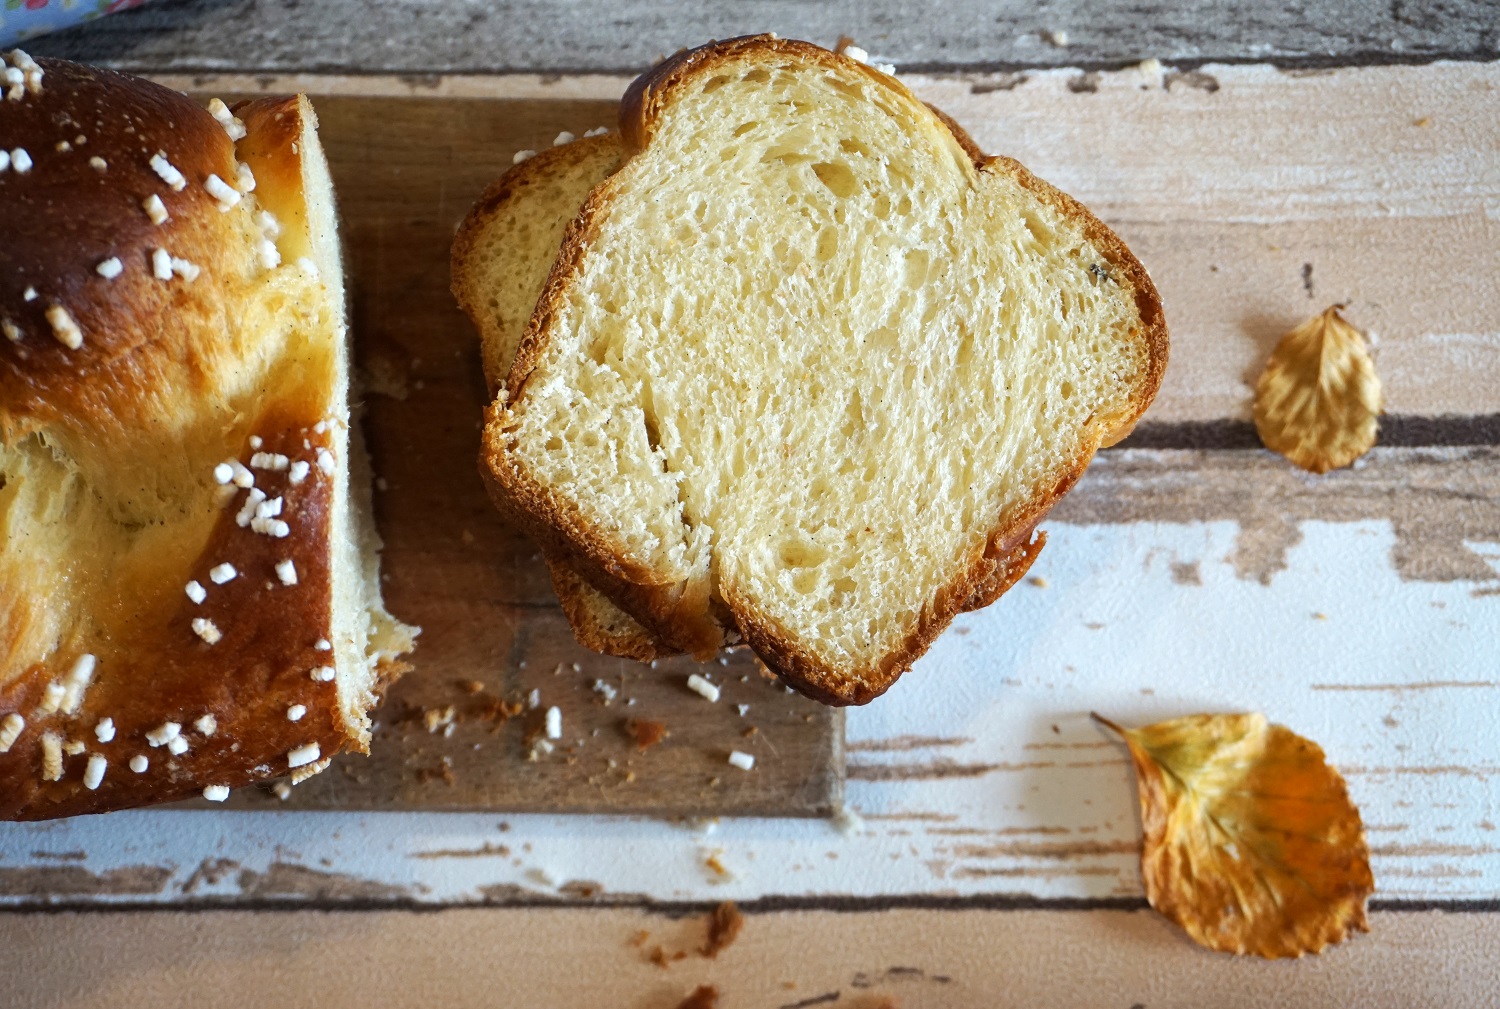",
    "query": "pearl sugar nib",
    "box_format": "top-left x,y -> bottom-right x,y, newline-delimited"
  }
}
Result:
1094,711 -> 1373,959
1253,305 -> 1381,474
